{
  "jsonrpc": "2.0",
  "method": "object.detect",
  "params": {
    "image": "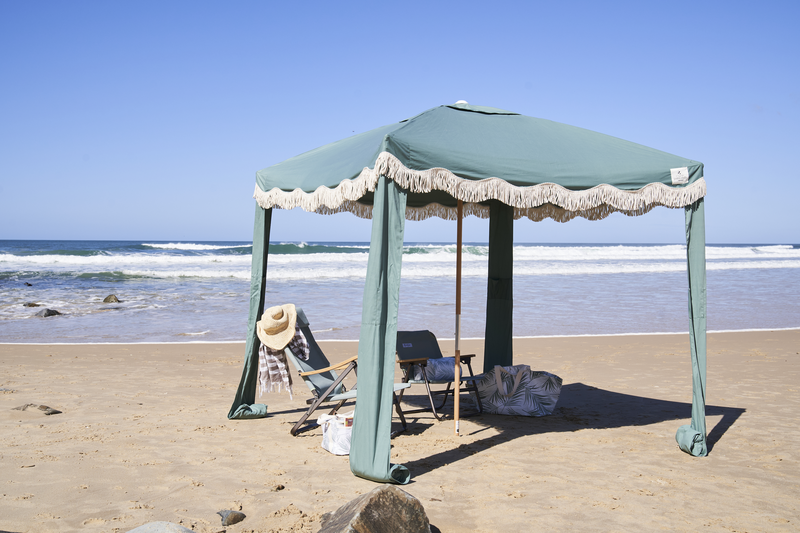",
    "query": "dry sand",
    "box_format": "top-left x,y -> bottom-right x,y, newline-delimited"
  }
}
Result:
1,330 -> 799,532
